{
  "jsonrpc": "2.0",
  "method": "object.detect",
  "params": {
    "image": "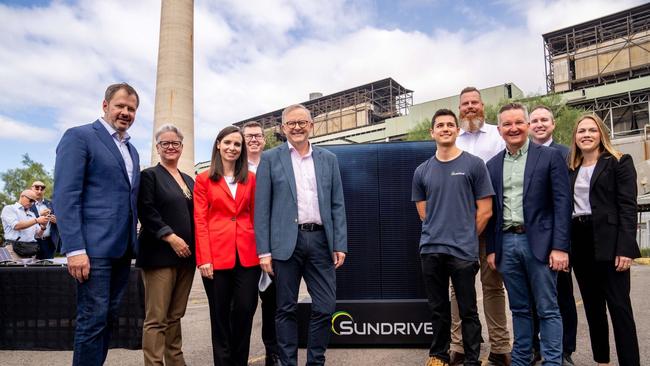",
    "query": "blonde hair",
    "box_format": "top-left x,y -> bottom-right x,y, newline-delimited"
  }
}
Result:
568,113 -> 623,170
